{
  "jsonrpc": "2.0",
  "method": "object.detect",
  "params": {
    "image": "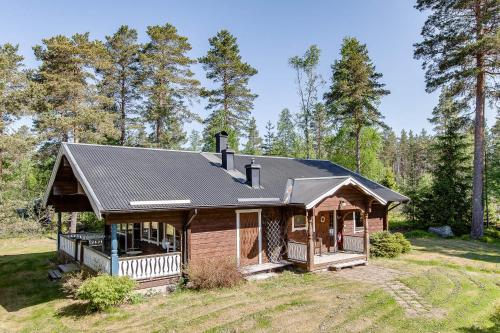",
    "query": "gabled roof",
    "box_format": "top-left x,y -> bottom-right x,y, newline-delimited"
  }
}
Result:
43,143 -> 409,217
